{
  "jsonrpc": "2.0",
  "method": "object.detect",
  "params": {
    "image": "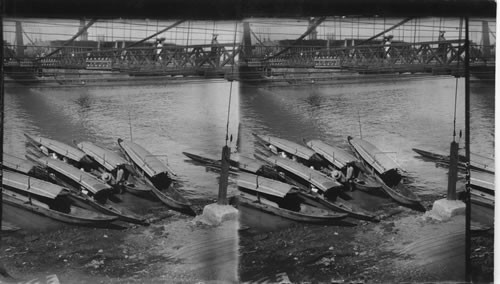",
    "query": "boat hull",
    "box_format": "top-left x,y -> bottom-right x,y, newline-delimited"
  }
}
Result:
3,191 -> 118,226
235,194 -> 347,224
